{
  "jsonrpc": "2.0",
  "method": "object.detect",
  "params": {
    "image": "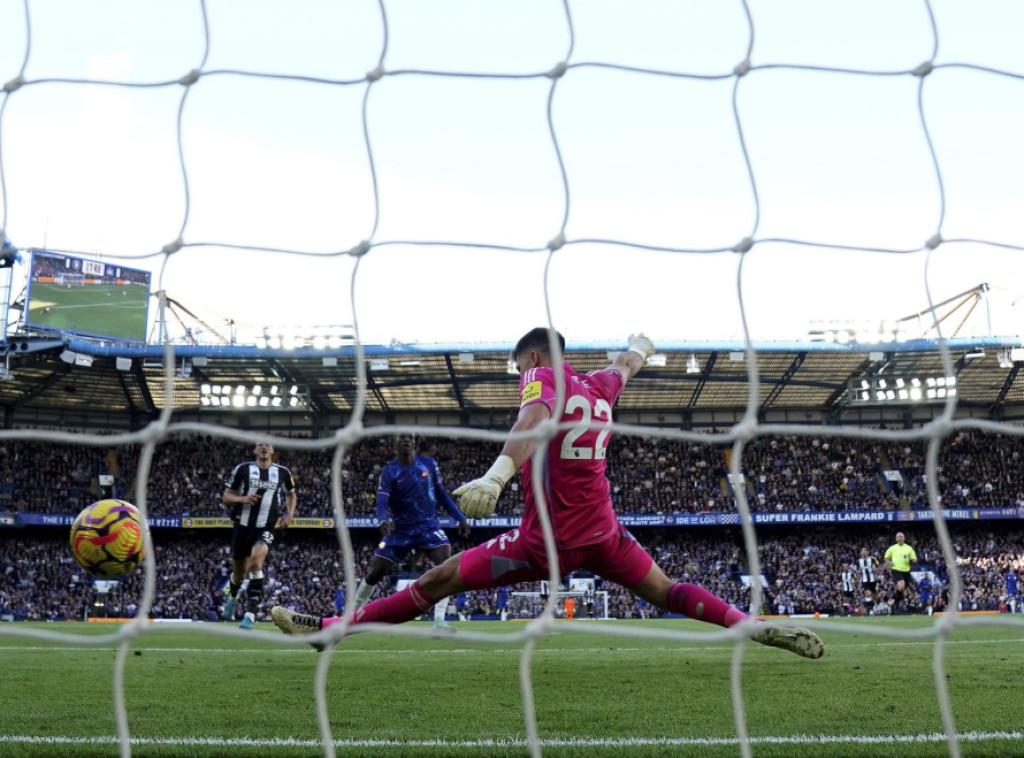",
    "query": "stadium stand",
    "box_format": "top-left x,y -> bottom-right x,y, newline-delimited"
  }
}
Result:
4,429 -> 1024,622
3,430 -> 1024,518
4,506 -> 1024,623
